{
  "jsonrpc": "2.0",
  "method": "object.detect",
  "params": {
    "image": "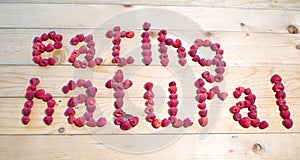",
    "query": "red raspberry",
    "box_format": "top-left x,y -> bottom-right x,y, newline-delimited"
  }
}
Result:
68,97 -> 78,107
172,119 -> 183,128
279,105 -> 289,112
197,87 -> 207,94
86,97 -> 96,106
33,55 -> 42,63
114,90 -> 125,99
26,90 -> 35,100
236,86 -> 245,92
196,93 -> 207,103
239,117 -> 251,128
210,86 -> 220,94
96,117 -> 107,127
113,109 -> 124,117
275,91 -> 286,99
206,91 -> 214,100
218,92 -> 228,101
24,100 -> 34,108
198,117 -> 208,127
48,31 -> 56,40
248,110 -> 258,119
197,102 -> 206,109
43,116 -> 53,125
120,120 -> 132,130
230,106 -> 240,114
169,94 -> 178,99
276,99 -> 286,106
169,99 -> 179,107
246,94 -> 256,104
114,98 -> 124,108
144,82 -> 153,90
42,93 -> 53,102
145,106 -> 154,114
183,118 -> 193,128
203,39 -> 211,47
143,22 -> 151,31
70,37 -> 79,45
172,39 -> 182,48
244,88 -> 252,95
39,59 -> 49,67
87,87 -> 97,97
62,86 -> 69,94
272,83 -> 285,92
168,107 -> 178,116
53,41 -> 62,49
48,57 -> 56,65
86,118 -> 97,127
46,43 -> 55,52
280,111 -> 290,119
146,113 -> 156,122
160,118 -> 169,127
248,105 -> 257,111
114,117 -> 123,125
199,109 -> 208,117
35,89 -> 45,99
233,91 -> 242,99
270,74 -> 282,84
126,31 -> 135,38
74,117 -> 85,127
30,77 -> 40,86
76,34 -> 85,42
21,116 -> 30,125
47,99 -> 56,108
127,56 -> 135,64
105,30 -> 114,38
84,34 -> 93,42
129,116 -> 139,127
41,33 -> 49,41
88,60 -> 96,68
83,112 -> 93,121
251,118 -> 260,128
259,120 -> 269,129
144,90 -> 154,99
64,107 -> 75,116
282,119 -> 293,129
67,116 -> 76,124
169,81 -> 176,87
22,107 -> 31,116
233,113 -> 242,121
45,107 -> 54,116
86,105 -> 96,113
83,80 -> 93,88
